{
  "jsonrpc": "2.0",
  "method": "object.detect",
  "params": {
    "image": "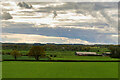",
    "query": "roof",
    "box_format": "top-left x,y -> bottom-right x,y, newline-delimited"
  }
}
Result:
76,52 -> 97,55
